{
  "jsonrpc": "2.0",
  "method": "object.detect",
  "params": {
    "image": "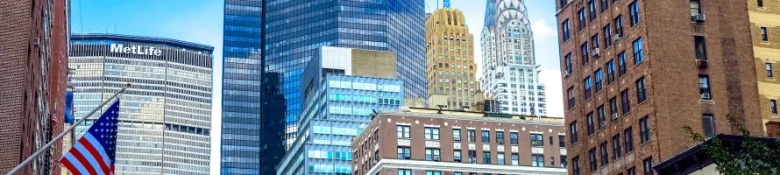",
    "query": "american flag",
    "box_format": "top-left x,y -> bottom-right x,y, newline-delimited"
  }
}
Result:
60,99 -> 120,175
